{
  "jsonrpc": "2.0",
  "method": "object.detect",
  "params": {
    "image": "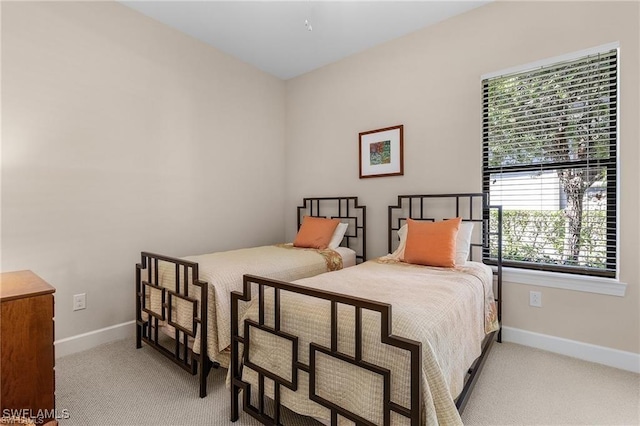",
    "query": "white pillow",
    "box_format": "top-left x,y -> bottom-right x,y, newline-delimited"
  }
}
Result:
328,222 -> 349,250
455,222 -> 474,265
390,221 -> 474,265
389,224 -> 408,259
